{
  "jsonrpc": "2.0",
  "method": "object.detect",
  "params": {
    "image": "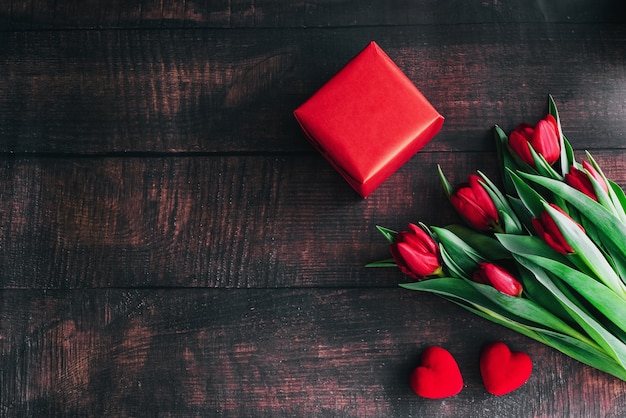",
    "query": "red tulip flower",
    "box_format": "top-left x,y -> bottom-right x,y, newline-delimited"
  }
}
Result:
390,224 -> 443,280
450,174 -> 500,231
531,204 -> 584,254
508,114 -> 561,166
472,262 -> 523,297
565,161 -> 609,201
